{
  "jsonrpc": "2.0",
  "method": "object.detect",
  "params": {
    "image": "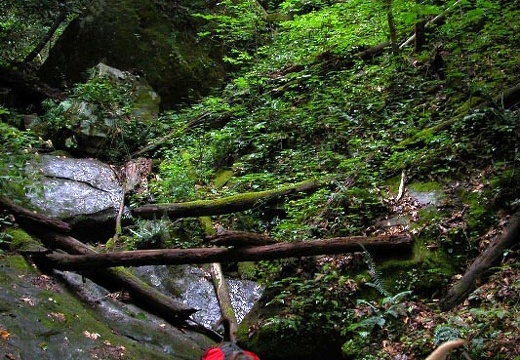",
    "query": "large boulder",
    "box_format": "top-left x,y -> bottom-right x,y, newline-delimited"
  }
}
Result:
25,154 -> 123,241
37,63 -> 161,160
38,0 -> 228,108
